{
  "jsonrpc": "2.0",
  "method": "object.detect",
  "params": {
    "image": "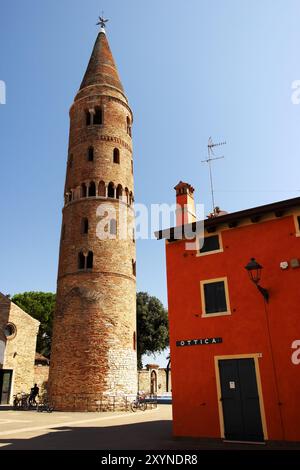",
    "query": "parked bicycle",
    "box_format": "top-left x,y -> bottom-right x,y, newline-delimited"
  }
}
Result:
131,394 -> 147,412
13,392 -> 30,410
37,398 -> 54,413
